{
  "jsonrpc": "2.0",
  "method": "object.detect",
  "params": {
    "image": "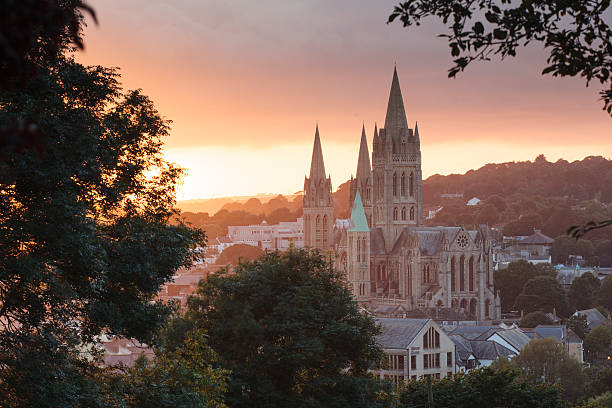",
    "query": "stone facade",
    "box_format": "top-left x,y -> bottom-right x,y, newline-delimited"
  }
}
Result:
303,68 -> 501,321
